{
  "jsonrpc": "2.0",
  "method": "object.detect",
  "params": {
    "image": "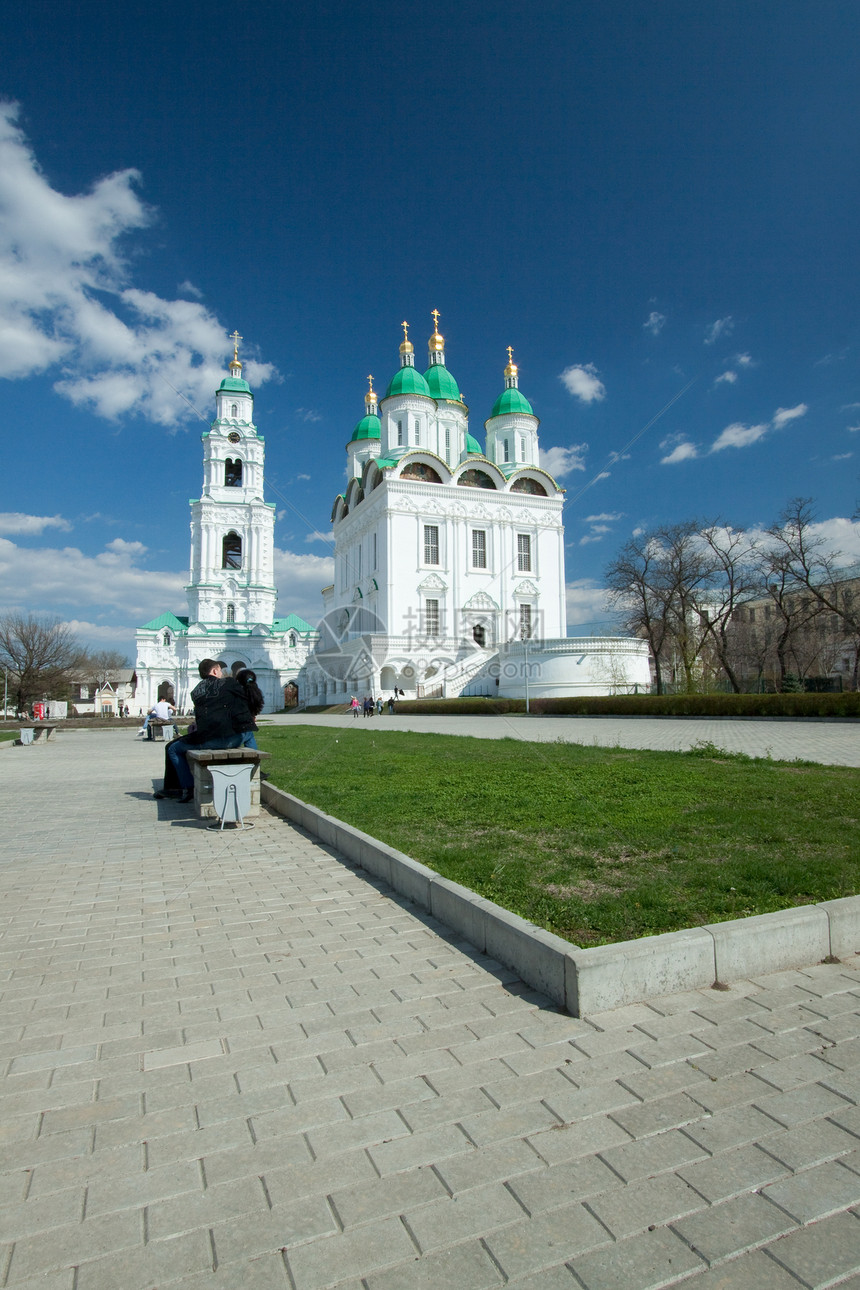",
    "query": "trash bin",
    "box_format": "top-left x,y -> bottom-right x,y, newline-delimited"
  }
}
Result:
207,763 -> 254,829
